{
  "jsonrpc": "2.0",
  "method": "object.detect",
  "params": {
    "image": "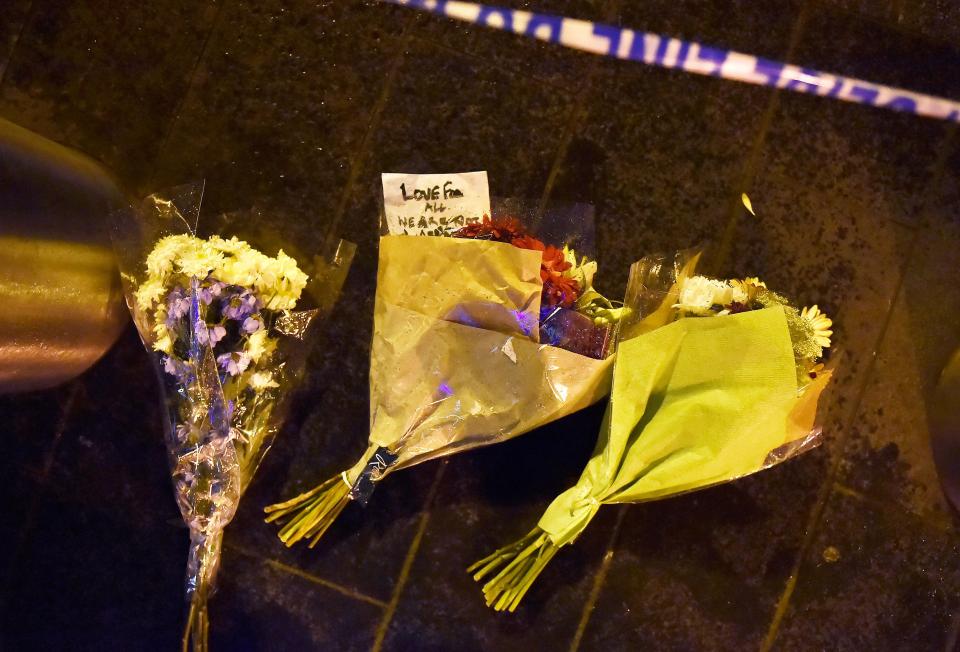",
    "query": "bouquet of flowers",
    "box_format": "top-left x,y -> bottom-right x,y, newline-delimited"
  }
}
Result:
470,249 -> 834,611
113,184 -> 354,651
265,213 -> 621,547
